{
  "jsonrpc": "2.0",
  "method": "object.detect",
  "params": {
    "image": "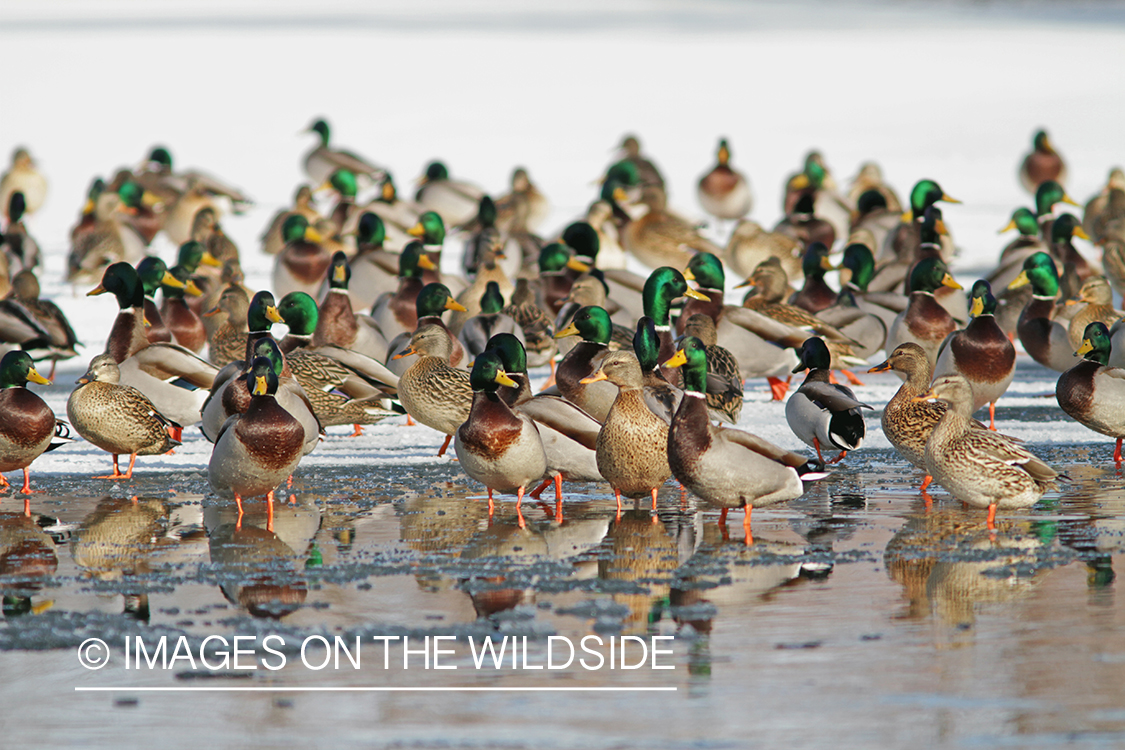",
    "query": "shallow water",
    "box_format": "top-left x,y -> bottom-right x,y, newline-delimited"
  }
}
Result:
3,430 -> 1125,749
